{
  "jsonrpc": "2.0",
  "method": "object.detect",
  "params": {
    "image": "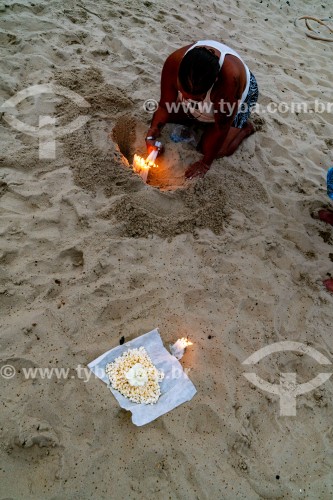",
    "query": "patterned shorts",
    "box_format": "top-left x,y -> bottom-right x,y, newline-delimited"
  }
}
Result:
232,72 -> 259,129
